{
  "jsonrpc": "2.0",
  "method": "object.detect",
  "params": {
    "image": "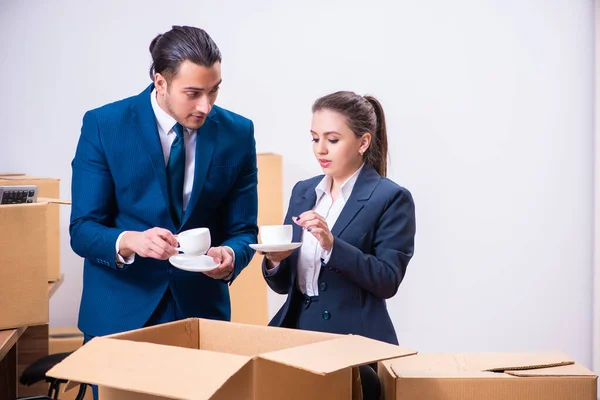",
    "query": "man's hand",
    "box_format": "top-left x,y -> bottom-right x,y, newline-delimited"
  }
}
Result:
119,228 -> 179,260
204,246 -> 234,280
